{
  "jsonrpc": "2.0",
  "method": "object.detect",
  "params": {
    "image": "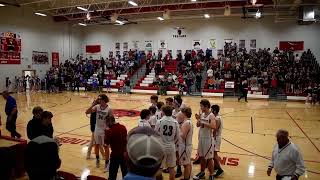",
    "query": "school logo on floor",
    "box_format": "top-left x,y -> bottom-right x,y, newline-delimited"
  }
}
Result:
113,109 -> 140,117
